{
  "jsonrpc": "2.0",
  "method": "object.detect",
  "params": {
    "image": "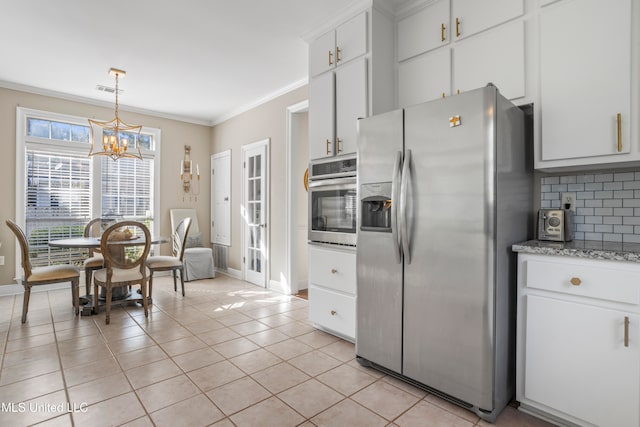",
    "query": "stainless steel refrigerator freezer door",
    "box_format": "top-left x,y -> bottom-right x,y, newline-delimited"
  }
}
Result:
402,86 -> 497,410
356,110 -> 404,374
